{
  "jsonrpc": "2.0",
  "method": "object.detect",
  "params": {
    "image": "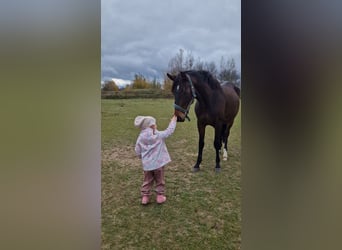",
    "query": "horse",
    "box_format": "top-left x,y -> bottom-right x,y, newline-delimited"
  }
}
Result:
167,70 -> 240,173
